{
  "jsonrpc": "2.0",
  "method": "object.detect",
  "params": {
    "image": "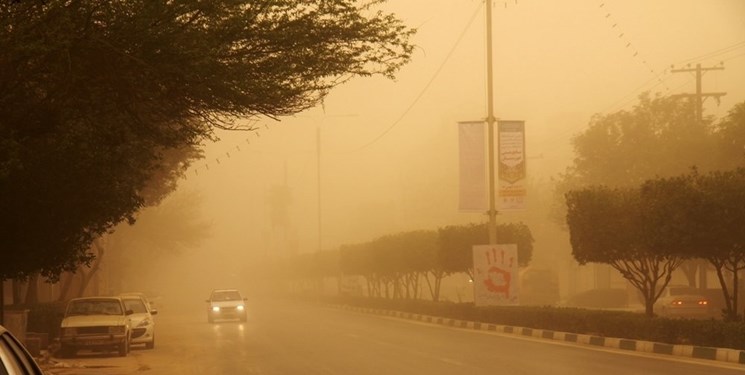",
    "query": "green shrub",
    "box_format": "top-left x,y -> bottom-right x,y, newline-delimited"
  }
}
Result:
24,302 -> 66,339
